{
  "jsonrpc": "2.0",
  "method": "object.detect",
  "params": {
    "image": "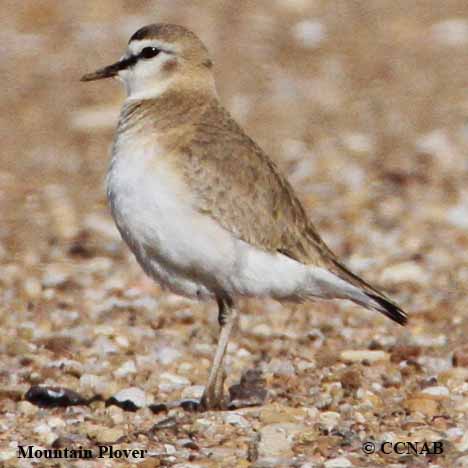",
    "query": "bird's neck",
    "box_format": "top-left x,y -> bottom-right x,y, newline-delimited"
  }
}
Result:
117,86 -> 215,137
